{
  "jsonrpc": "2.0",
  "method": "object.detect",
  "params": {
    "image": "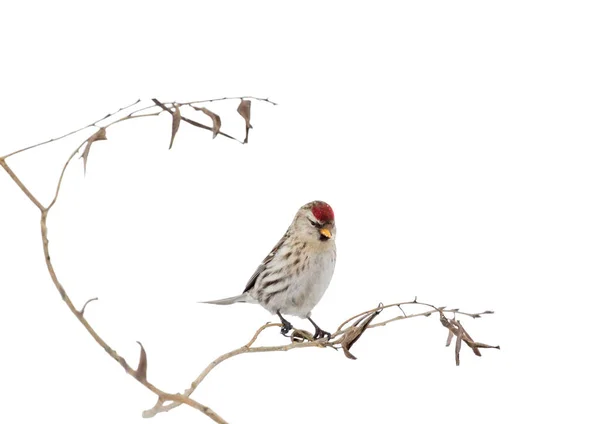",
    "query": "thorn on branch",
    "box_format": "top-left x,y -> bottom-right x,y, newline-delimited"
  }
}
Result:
79,297 -> 99,316
135,341 -> 148,382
